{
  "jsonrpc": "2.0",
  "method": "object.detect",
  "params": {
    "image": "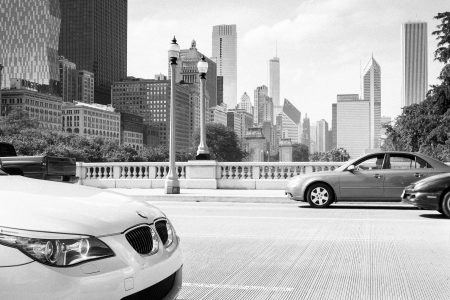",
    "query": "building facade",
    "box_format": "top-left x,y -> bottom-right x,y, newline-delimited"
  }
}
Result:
228,109 -> 253,144
0,0 -> 61,88
1,88 -> 62,130
363,56 -> 381,150
59,56 -> 77,102
316,119 -> 329,152
120,112 -> 144,150
208,103 -> 228,126
336,94 -> 370,158
279,98 -> 301,143
238,92 -> 253,115
331,103 -> 337,149
111,77 -> 191,152
254,85 -> 273,125
62,101 -> 120,143
212,24 -> 237,108
76,70 -> 95,104
401,22 -> 428,107
59,0 -> 127,105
